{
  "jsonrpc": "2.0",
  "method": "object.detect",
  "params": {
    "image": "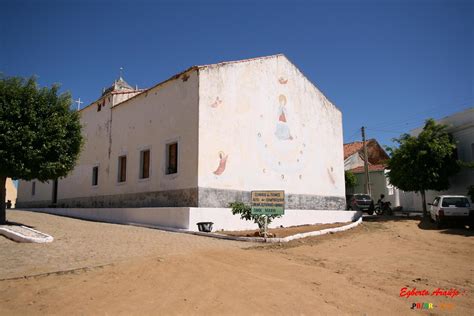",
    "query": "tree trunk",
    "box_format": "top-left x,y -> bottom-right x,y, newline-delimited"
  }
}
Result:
420,189 -> 427,217
0,176 -> 6,224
